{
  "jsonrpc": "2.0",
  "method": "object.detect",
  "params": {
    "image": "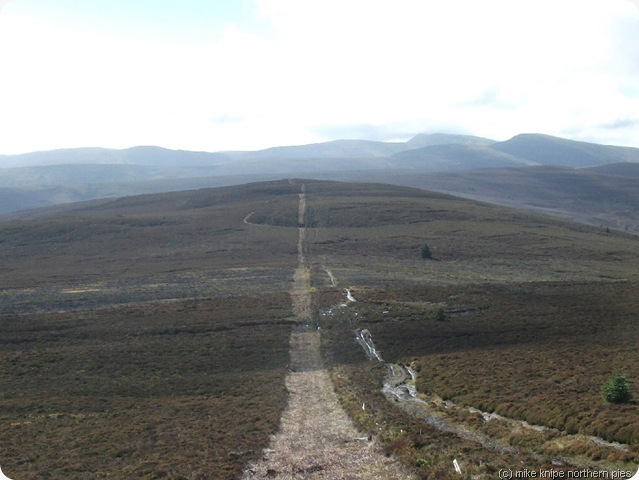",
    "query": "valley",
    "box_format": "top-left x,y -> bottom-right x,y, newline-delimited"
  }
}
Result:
0,180 -> 637,479
2,133 -> 639,240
